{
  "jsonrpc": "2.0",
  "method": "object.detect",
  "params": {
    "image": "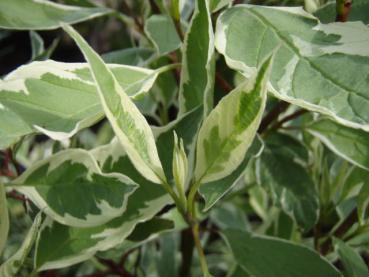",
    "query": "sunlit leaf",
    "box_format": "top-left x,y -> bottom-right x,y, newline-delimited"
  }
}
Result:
178,0 -> 215,115
194,55 -> 272,184
63,25 -> 166,184
215,5 -> 369,131
0,0 -> 110,30
0,60 -> 160,149
307,119 -> 369,171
